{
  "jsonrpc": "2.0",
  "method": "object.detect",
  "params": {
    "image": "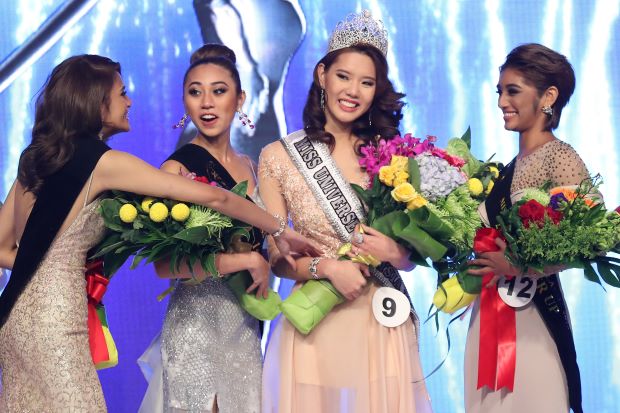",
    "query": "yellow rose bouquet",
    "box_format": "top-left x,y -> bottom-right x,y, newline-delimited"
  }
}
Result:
89,179 -> 281,321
